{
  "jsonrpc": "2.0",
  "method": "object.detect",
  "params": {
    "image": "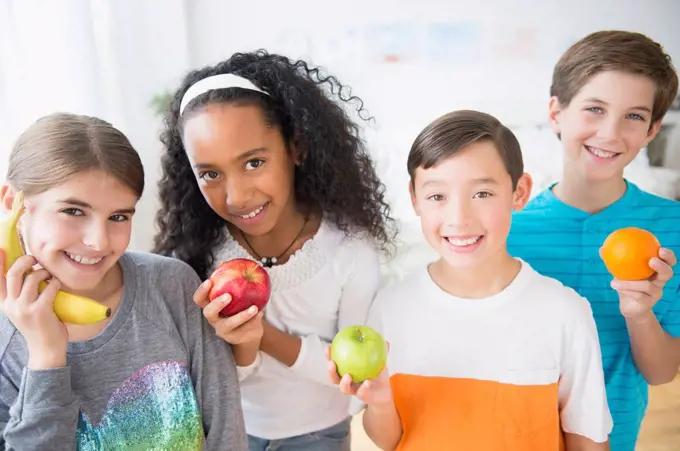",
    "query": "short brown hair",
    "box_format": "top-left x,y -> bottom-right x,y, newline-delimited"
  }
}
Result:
8,112 -> 144,198
551,30 -> 678,124
407,110 -> 524,188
